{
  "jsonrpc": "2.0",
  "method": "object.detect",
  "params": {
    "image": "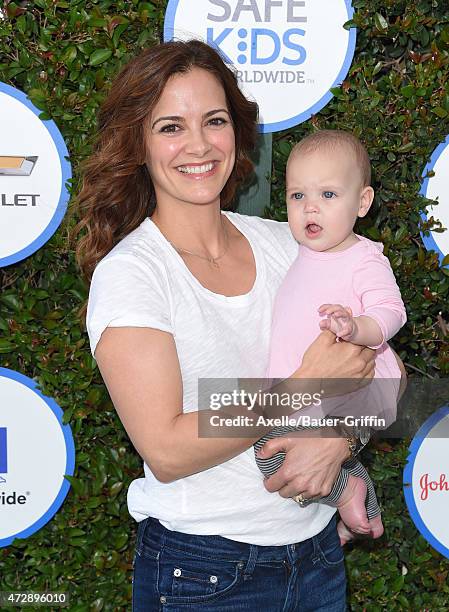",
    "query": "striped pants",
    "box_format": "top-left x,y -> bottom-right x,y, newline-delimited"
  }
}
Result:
254,425 -> 380,519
